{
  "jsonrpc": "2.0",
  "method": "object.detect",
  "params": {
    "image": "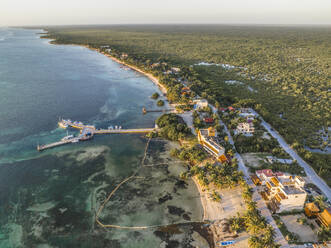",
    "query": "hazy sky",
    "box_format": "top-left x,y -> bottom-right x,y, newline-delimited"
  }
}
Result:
1,0 -> 330,26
